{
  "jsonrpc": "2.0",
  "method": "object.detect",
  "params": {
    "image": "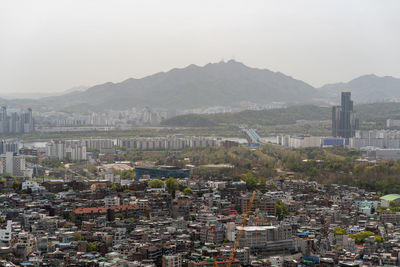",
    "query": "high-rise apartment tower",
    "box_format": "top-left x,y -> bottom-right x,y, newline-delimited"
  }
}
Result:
332,92 -> 358,138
